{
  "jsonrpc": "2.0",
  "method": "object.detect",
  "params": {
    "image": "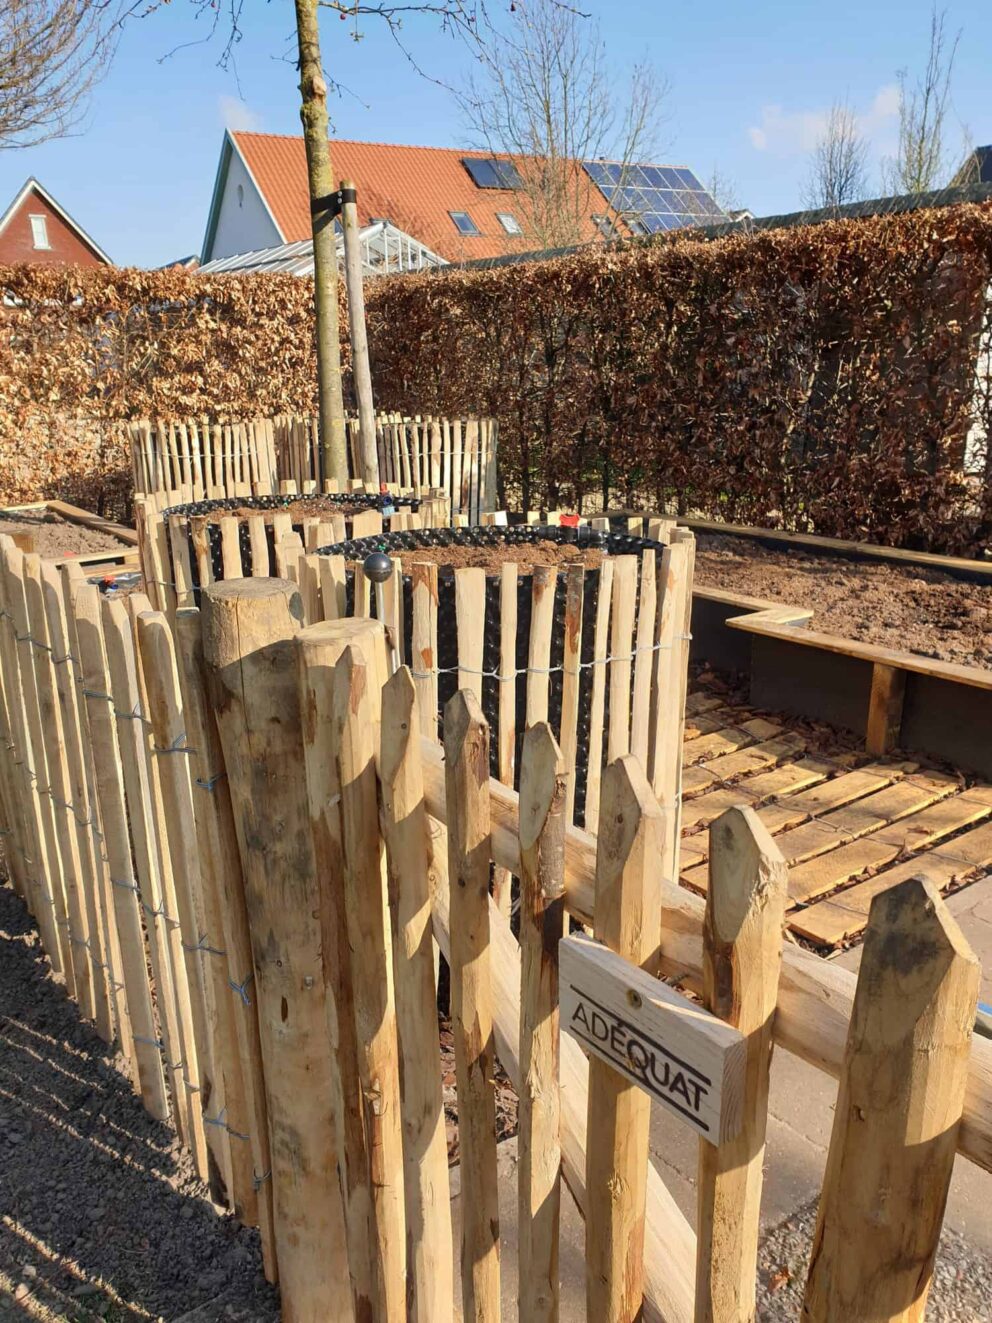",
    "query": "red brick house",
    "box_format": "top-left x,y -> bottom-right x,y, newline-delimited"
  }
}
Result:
0,178 -> 111,267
